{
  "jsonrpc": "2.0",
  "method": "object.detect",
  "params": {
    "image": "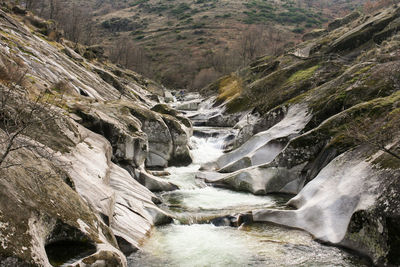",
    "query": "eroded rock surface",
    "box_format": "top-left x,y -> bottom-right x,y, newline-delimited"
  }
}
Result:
0,7 -> 191,266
